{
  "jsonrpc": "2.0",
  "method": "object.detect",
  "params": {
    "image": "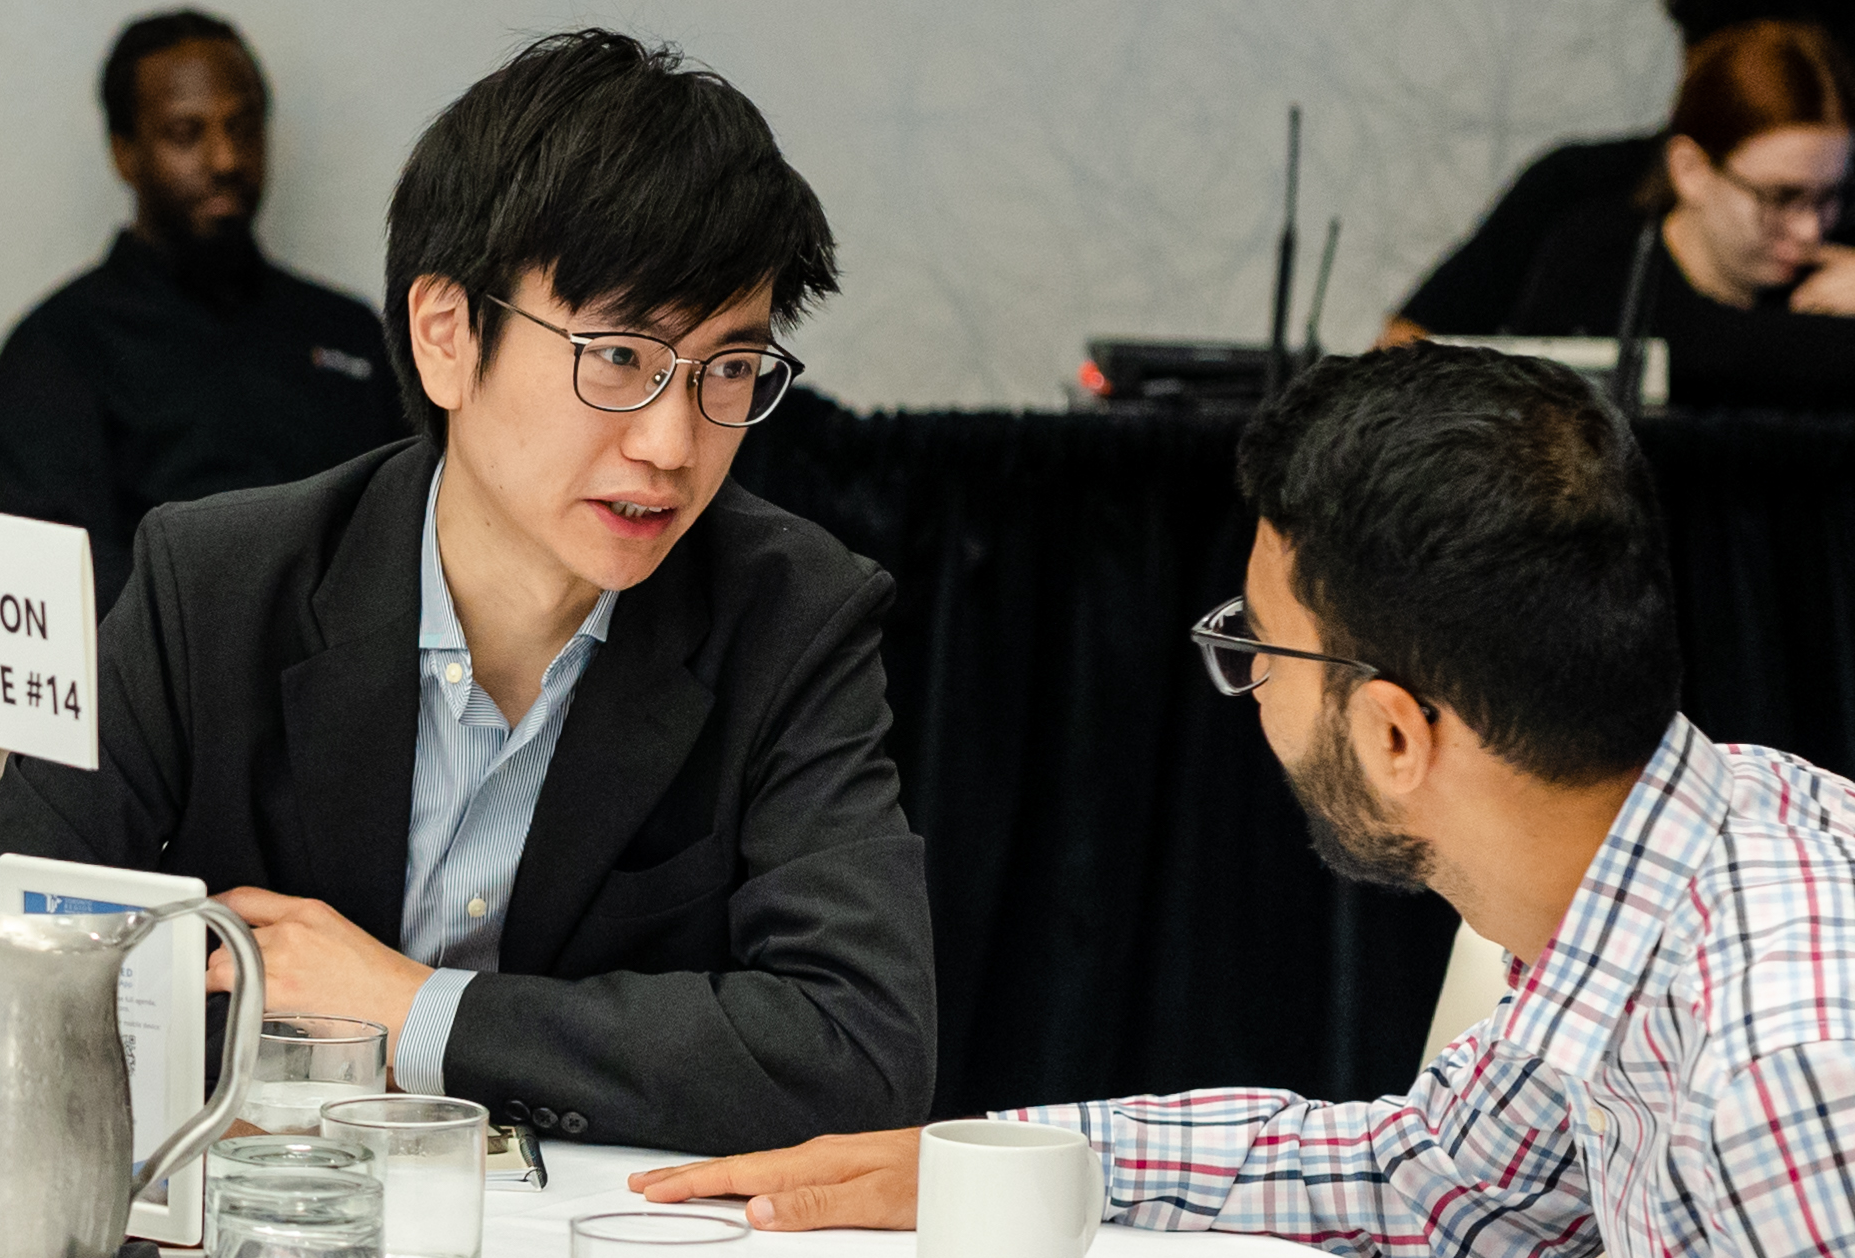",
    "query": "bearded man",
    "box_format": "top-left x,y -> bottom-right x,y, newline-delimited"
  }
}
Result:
0,10 -> 401,609
636,343 -> 1855,1258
